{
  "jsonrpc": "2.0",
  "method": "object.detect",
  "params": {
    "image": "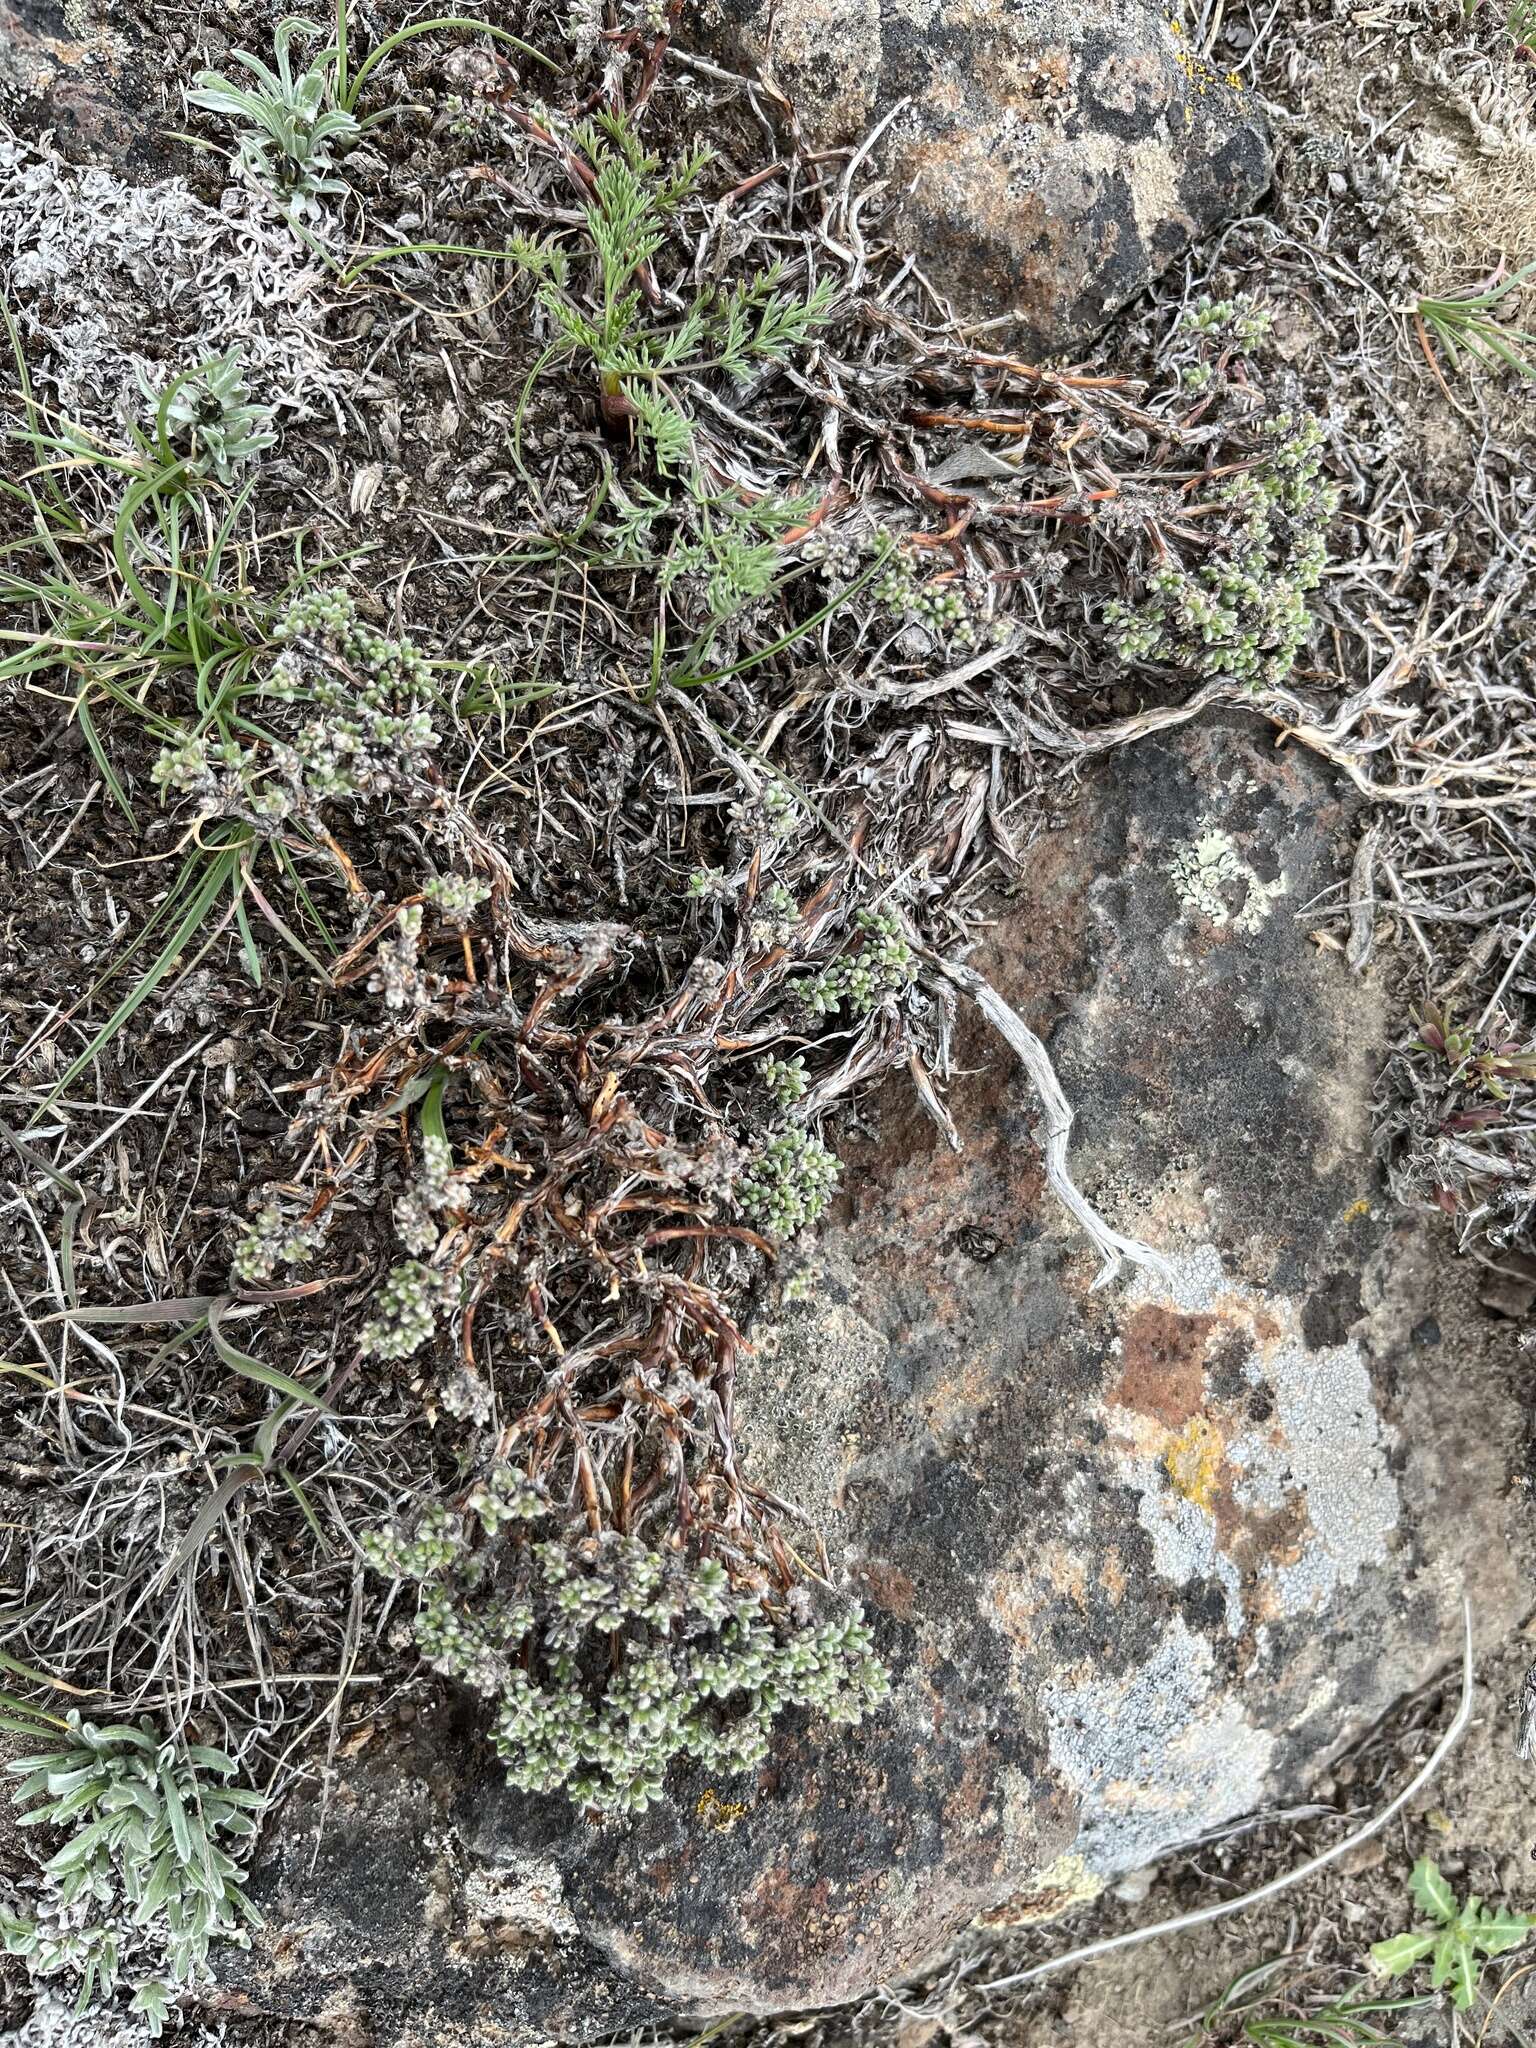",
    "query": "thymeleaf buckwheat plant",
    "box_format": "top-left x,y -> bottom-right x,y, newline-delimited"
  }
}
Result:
362,1473 -> 887,1816
1104,409 -> 1336,690
152,585 -> 439,828
737,1123 -> 842,1238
